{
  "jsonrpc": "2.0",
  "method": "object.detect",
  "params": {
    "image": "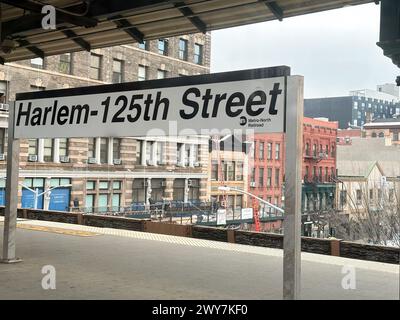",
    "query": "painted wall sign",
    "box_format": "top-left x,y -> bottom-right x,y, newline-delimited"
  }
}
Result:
13,67 -> 290,139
